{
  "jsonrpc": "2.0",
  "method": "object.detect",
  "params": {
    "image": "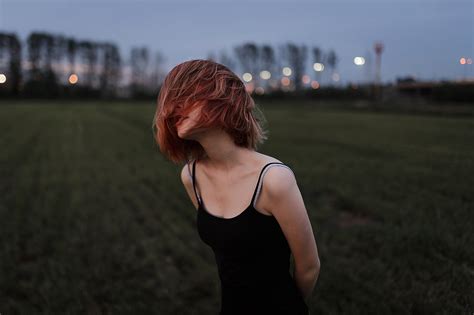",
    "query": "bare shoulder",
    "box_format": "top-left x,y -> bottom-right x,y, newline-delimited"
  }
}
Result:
256,155 -> 300,217
263,162 -> 297,197
256,153 -> 297,200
